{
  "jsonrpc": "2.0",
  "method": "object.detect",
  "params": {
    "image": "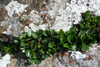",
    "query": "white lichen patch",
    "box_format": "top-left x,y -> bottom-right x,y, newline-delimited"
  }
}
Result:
29,23 -> 47,31
29,23 -> 38,32
24,26 -> 31,32
29,10 -> 43,24
24,23 -> 47,32
88,43 -> 98,55
0,54 -> 10,67
5,1 -> 28,17
71,51 -> 86,60
21,14 -> 30,21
